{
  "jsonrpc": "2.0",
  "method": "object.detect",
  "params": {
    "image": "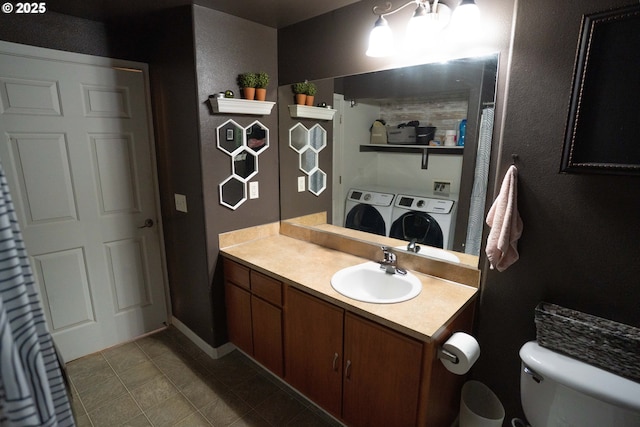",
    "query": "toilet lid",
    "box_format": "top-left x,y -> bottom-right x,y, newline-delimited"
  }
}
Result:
390,212 -> 443,248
